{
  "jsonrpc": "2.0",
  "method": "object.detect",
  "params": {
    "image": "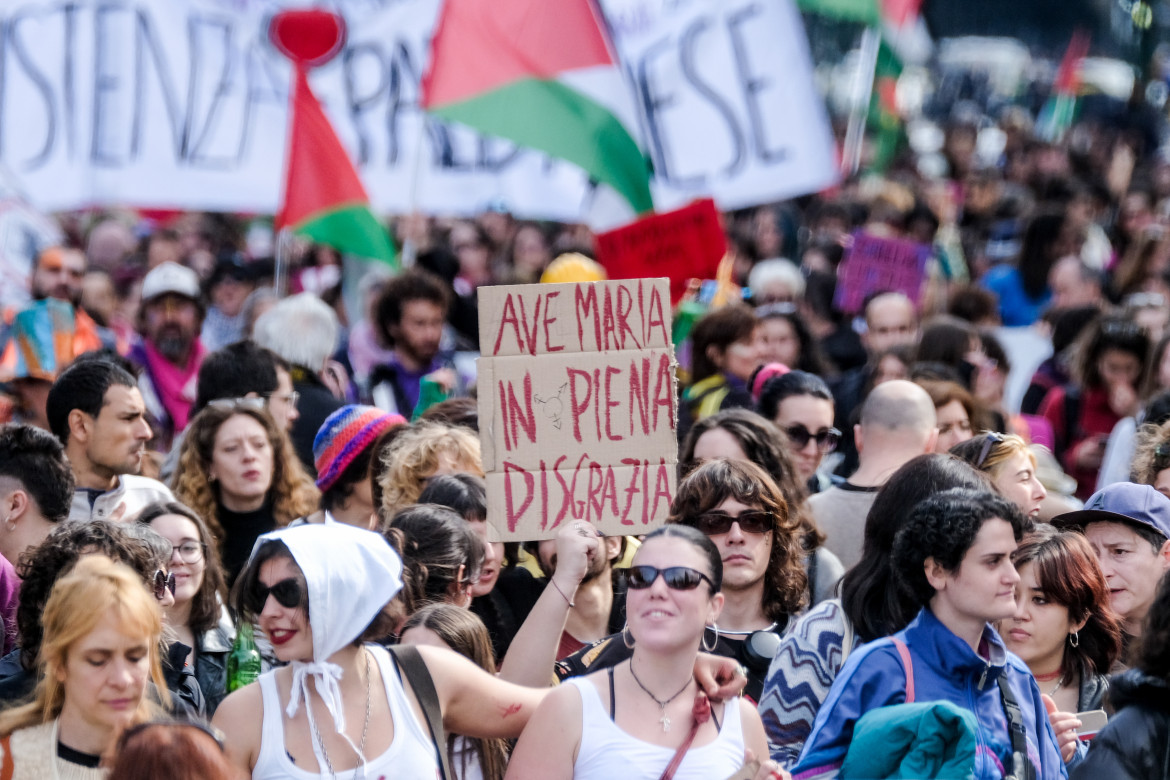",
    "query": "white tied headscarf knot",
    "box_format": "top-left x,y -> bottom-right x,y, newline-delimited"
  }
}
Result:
249,523 -> 403,756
